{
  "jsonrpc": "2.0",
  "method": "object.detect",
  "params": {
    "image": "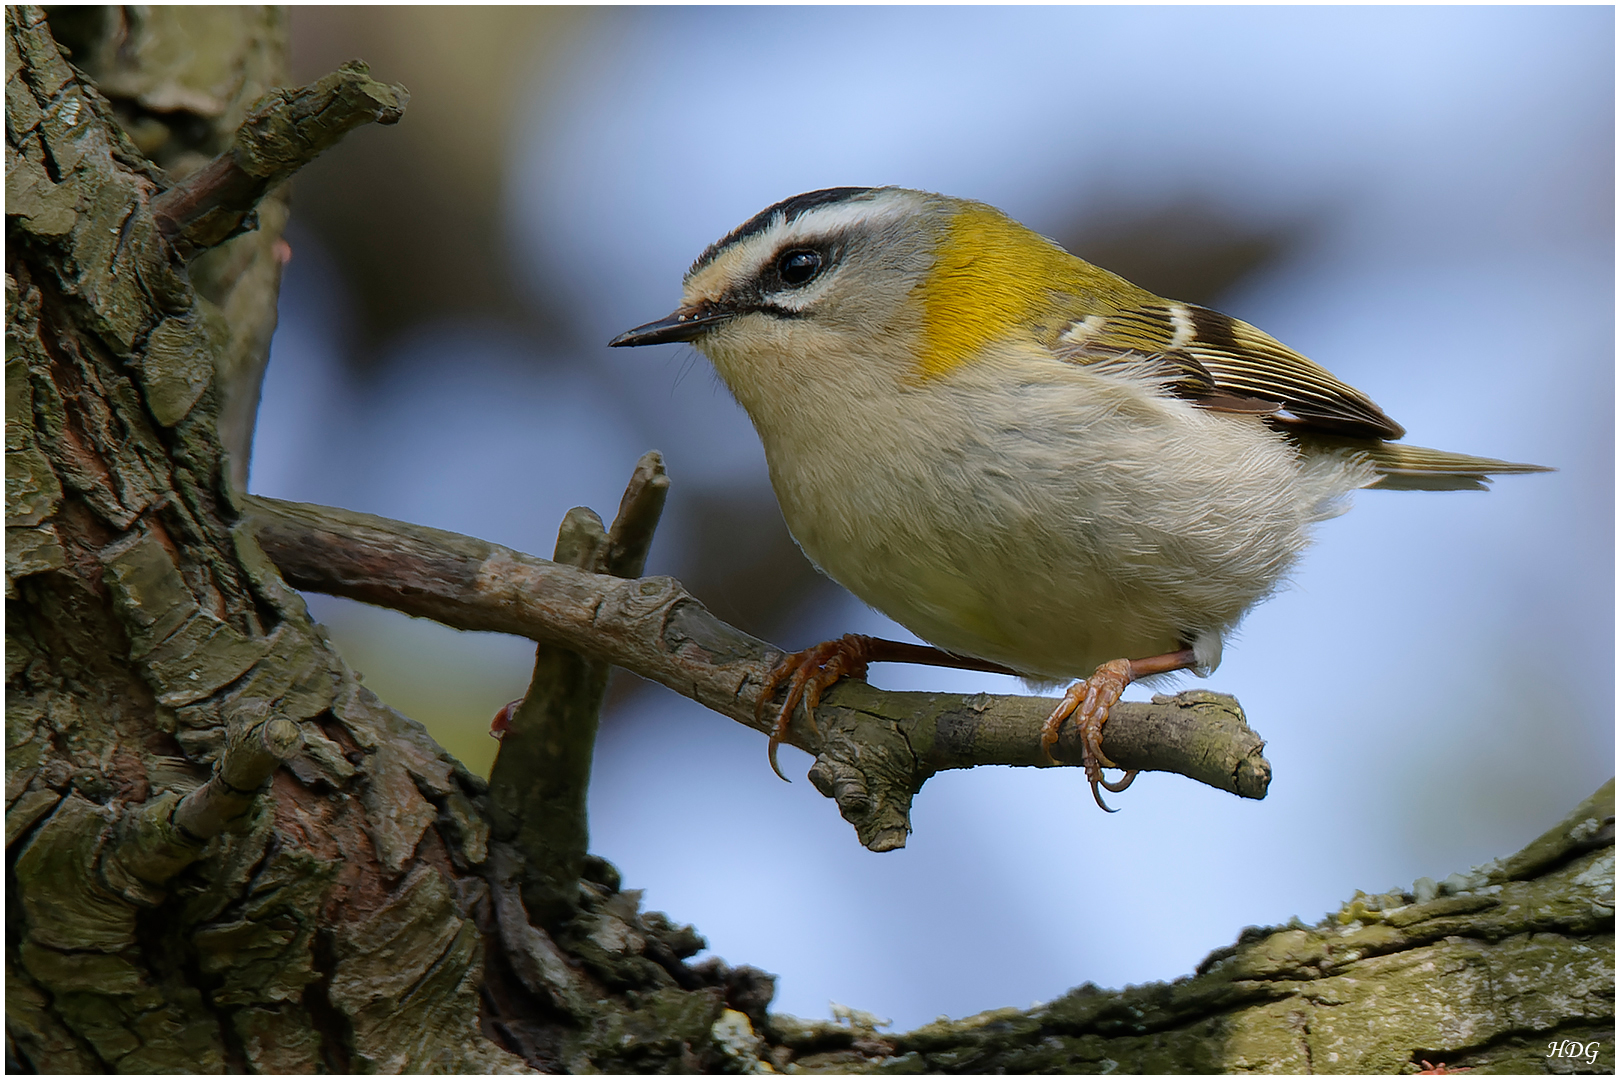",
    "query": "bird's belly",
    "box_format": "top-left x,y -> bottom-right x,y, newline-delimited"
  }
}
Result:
784,486 -> 1200,679
763,372 -> 1328,680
